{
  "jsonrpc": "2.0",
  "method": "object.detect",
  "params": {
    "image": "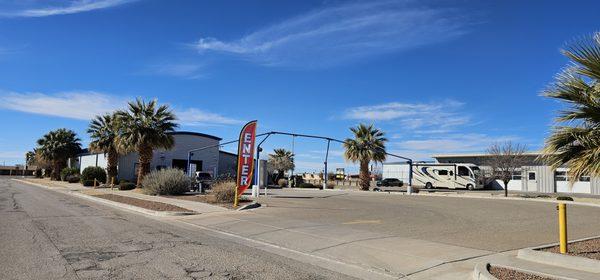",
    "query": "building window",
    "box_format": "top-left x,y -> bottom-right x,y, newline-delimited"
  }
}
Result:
512,171 -> 522,180
555,171 -> 568,182
528,172 -> 536,180
458,166 -> 469,176
579,176 -> 591,182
